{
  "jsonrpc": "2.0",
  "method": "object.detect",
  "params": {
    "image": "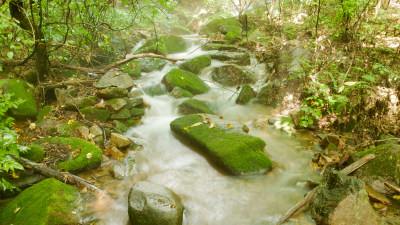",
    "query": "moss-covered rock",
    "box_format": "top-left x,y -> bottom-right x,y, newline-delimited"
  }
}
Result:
107,98 -> 127,112
143,83 -> 168,96
352,144 -> 400,192
110,108 -> 131,120
57,121 -> 84,137
178,99 -> 216,115
97,87 -> 129,99
162,69 -> 210,94
134,36 -> 188,55
170,114 -> 272,175
36,105 -> 53,123
120,61 -> 142,79
225,30 -> 242,42
0,178 -> 79,225
169,87 -> 194,98
21,145 -> 45,163
113,120 -> 129,133
255,83 -> 279,106
180,55 -> 211,74
208,52 -> 250,66
131,108 -> 145,118
200,17 -> 241,35
202,43 -> 244,52
170,25 -> 192,35
80,107 -> 110,122
211,65 -> 255,86
64,96 -> 98,110
0,79 -> 39,119
95,69 -> 135,89
126,97 -> 144,109
135,57 -> 168,72
235,84 -> 256,105
38,137 -> 102,173
376,134 -> 398,146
